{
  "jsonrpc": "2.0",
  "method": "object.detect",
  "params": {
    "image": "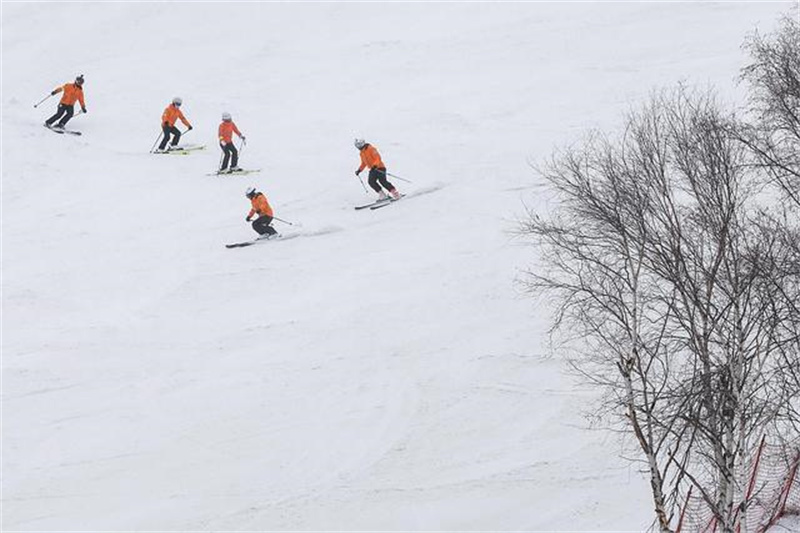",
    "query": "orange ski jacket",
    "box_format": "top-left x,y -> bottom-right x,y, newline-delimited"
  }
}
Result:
357,144 -> 385,173
162,104 -> 191,128
53,83 -> 85,107
219,121 -> 242,144
248,193 -> 273,219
